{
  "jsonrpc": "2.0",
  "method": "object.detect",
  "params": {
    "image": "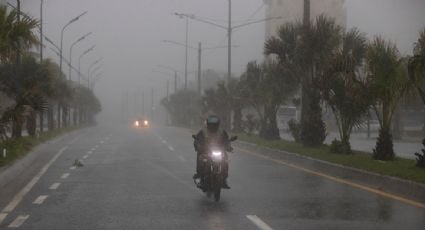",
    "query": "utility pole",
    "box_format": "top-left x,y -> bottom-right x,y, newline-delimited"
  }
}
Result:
174,71 -> 177,93
303,0 -> 311,27
40,0 -> 43,62
142,91 -> 145,117
198,42 -> 202,96
185,17 -> 189,90
16,0 -> 21,67
166,79 -> 170,125
227,0 -> 232,86
150,88 -> 154,122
